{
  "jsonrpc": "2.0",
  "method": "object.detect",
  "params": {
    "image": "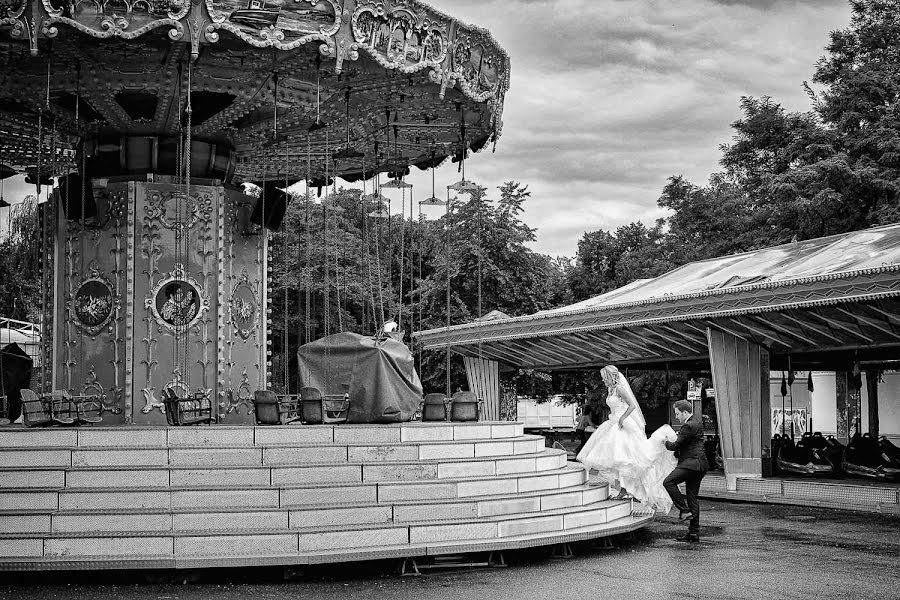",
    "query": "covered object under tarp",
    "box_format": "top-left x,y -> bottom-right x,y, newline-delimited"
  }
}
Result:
1,342 -> 33,422
296,332 -> 422,423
